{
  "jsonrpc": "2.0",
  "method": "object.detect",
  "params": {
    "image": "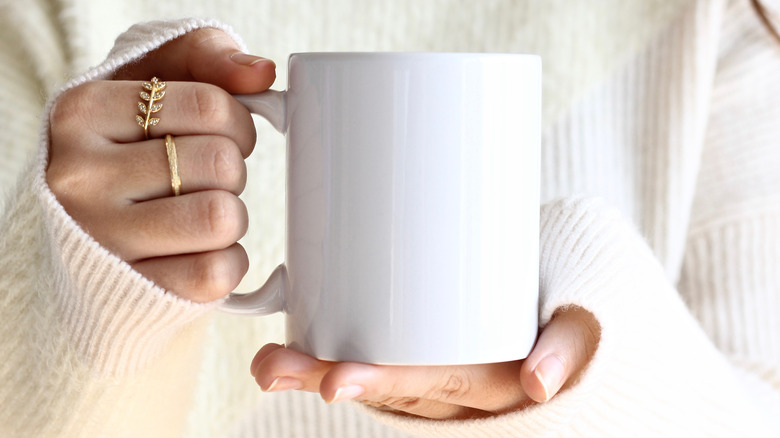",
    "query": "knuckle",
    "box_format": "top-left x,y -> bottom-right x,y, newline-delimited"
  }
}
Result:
46,157 -> 103,212
189,85 -> 229,128
50,82 -> 97,132
202,192 -> 247,242
210,139 -> 246,192
191,251 -> 233,296
46,165 -> 86,201
431,371 -> 471,402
